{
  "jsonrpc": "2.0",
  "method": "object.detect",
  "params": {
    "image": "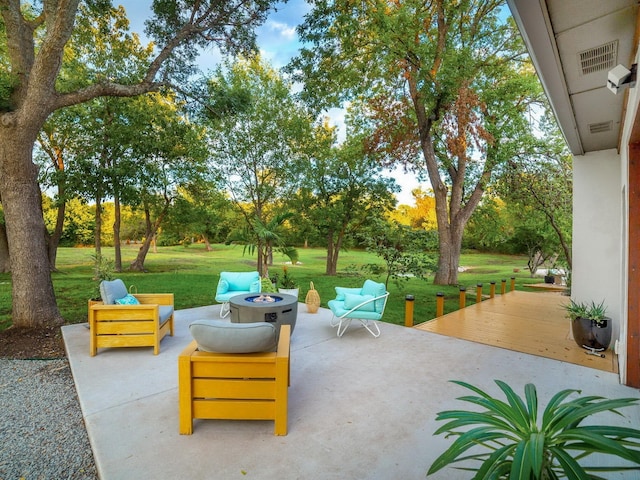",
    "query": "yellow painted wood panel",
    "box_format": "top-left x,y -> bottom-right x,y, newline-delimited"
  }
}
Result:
193,378 -> 276,400
193,399 -> 275,420
192,362 -> 276,379
416,291 -> 616,373
96,334 -> 155,348
95,321 -> 156,335
92,310 -> 158,321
